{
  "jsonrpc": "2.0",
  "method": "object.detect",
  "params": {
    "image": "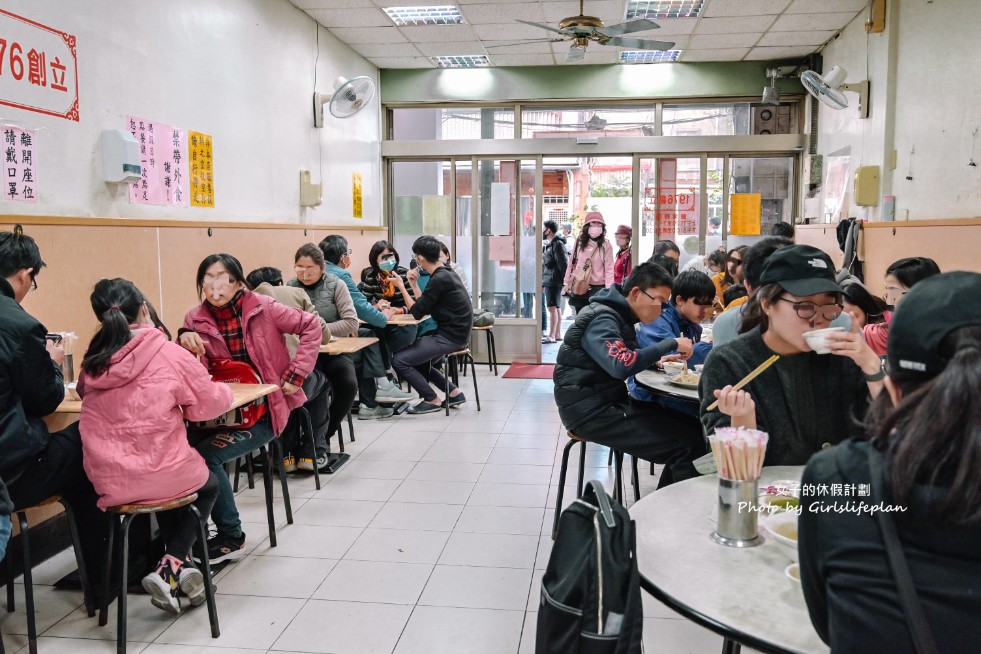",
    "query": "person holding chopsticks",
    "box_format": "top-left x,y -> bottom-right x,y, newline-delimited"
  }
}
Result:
699,245 -> 884,465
